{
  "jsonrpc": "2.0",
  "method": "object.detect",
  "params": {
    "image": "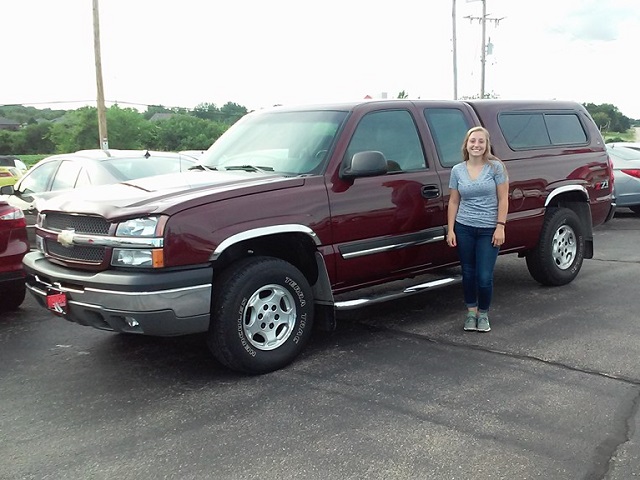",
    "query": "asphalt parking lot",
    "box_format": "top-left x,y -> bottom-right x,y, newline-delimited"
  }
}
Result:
1,210 -> 639,480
